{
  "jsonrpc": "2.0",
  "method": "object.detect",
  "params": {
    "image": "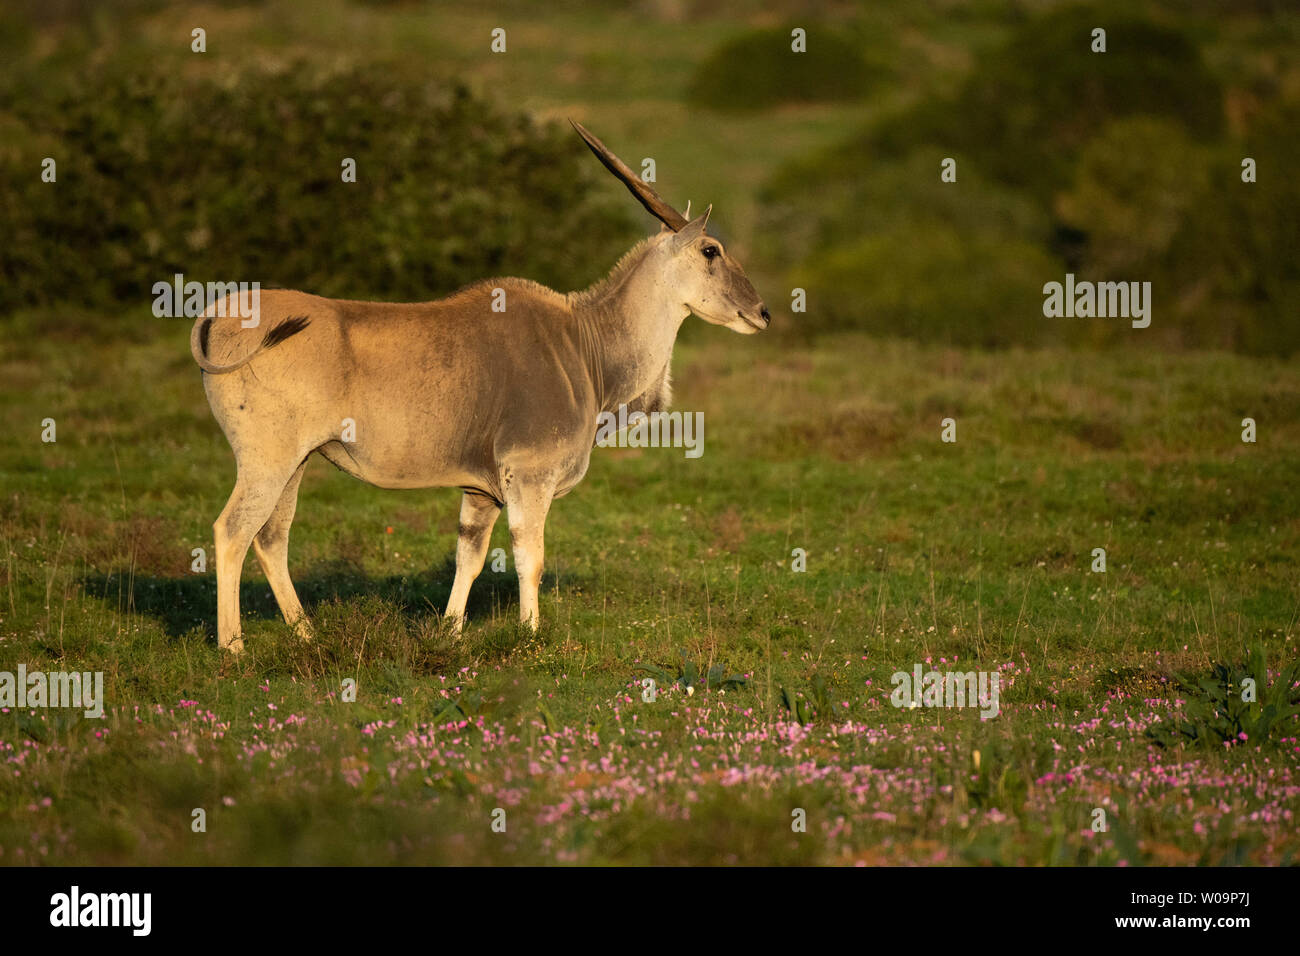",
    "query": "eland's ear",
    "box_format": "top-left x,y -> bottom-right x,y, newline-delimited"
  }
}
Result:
661,200 -> 695,234
671,205 -> 711,247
